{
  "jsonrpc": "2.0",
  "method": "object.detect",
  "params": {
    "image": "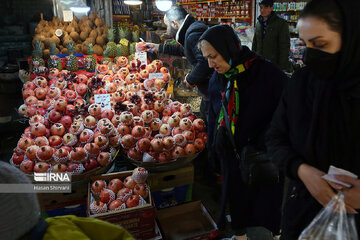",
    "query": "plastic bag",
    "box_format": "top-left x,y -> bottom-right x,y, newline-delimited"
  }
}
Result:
298,192 -> 358,240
